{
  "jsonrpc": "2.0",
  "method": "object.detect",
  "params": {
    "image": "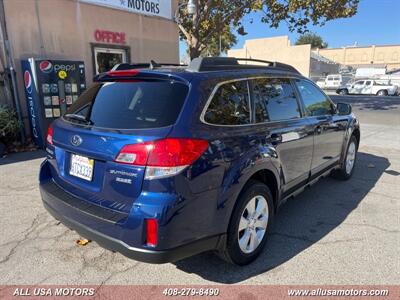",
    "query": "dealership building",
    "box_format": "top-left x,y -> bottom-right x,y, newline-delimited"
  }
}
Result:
0,0 -> 179,139
315,45 -> 400,70
228,35 -> 400,78
227,36 -> 339,78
